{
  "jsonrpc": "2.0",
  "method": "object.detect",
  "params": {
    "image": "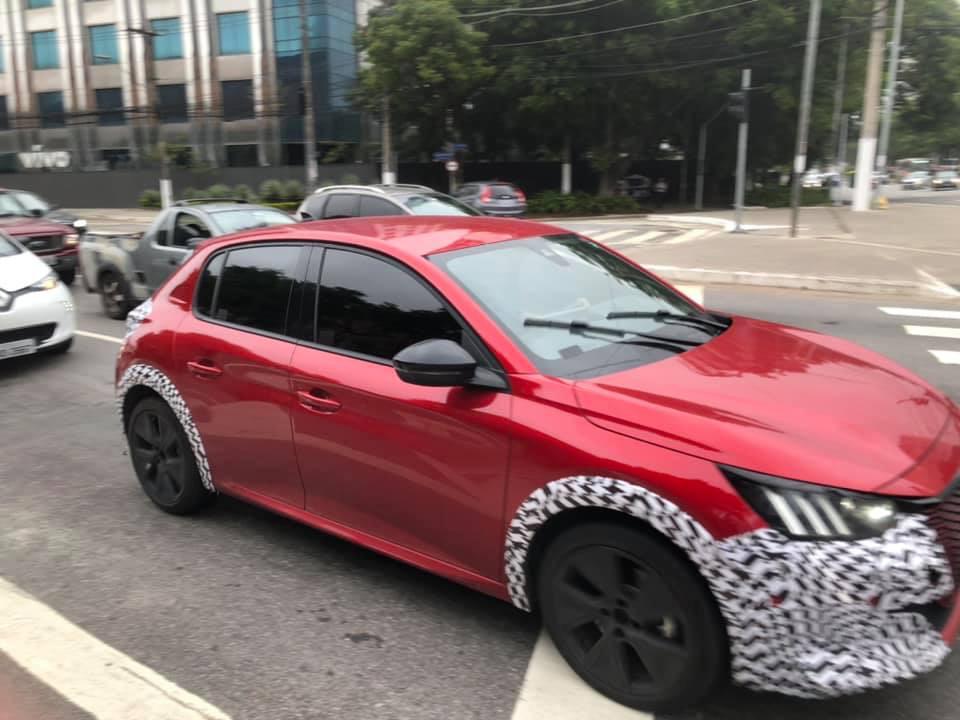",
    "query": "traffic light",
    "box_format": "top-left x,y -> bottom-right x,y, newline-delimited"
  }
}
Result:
728,91 -> 749,122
